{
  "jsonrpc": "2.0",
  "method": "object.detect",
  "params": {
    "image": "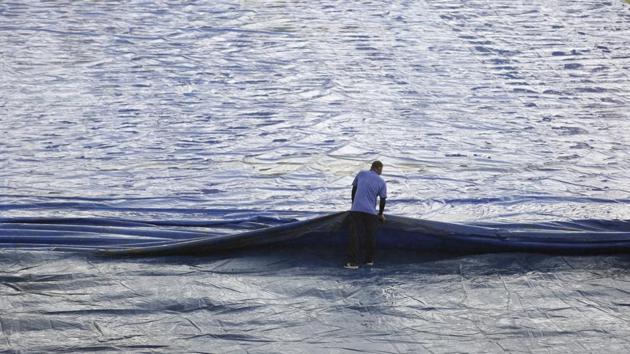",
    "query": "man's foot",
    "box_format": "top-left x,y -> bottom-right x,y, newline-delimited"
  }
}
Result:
365,261 -> 374,267
344,262 -> 359,269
